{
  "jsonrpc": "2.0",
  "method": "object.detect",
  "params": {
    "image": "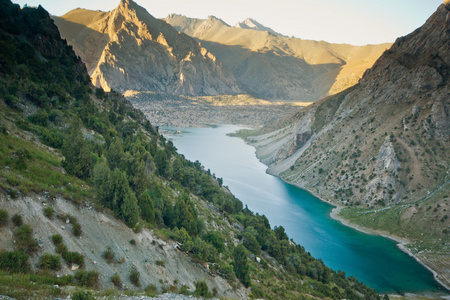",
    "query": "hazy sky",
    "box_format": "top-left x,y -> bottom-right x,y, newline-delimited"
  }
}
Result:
13,0 -> 443,45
